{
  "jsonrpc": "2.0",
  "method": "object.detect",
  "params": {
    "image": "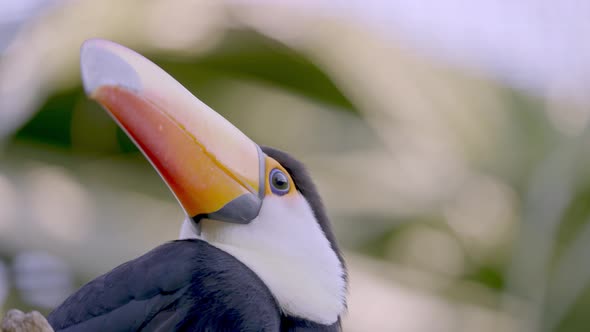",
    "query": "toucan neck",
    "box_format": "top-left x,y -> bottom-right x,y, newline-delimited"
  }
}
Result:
180,195 -> 347,325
